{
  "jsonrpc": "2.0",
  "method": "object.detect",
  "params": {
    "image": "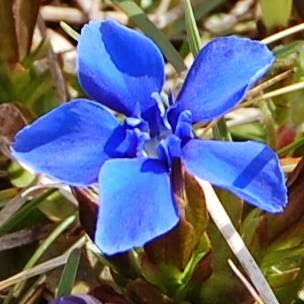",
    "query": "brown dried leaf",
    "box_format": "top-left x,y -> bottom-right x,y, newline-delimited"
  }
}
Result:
13,0 -> 40,60
72,187 -> 98,240
266,157 -> 304,241
91,283 -> 128,304
0,1 -> 18,63
0,224 -> 51,251
144,170 -> 207,270
0,103 -> 27,142
126,279 -> 174,304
